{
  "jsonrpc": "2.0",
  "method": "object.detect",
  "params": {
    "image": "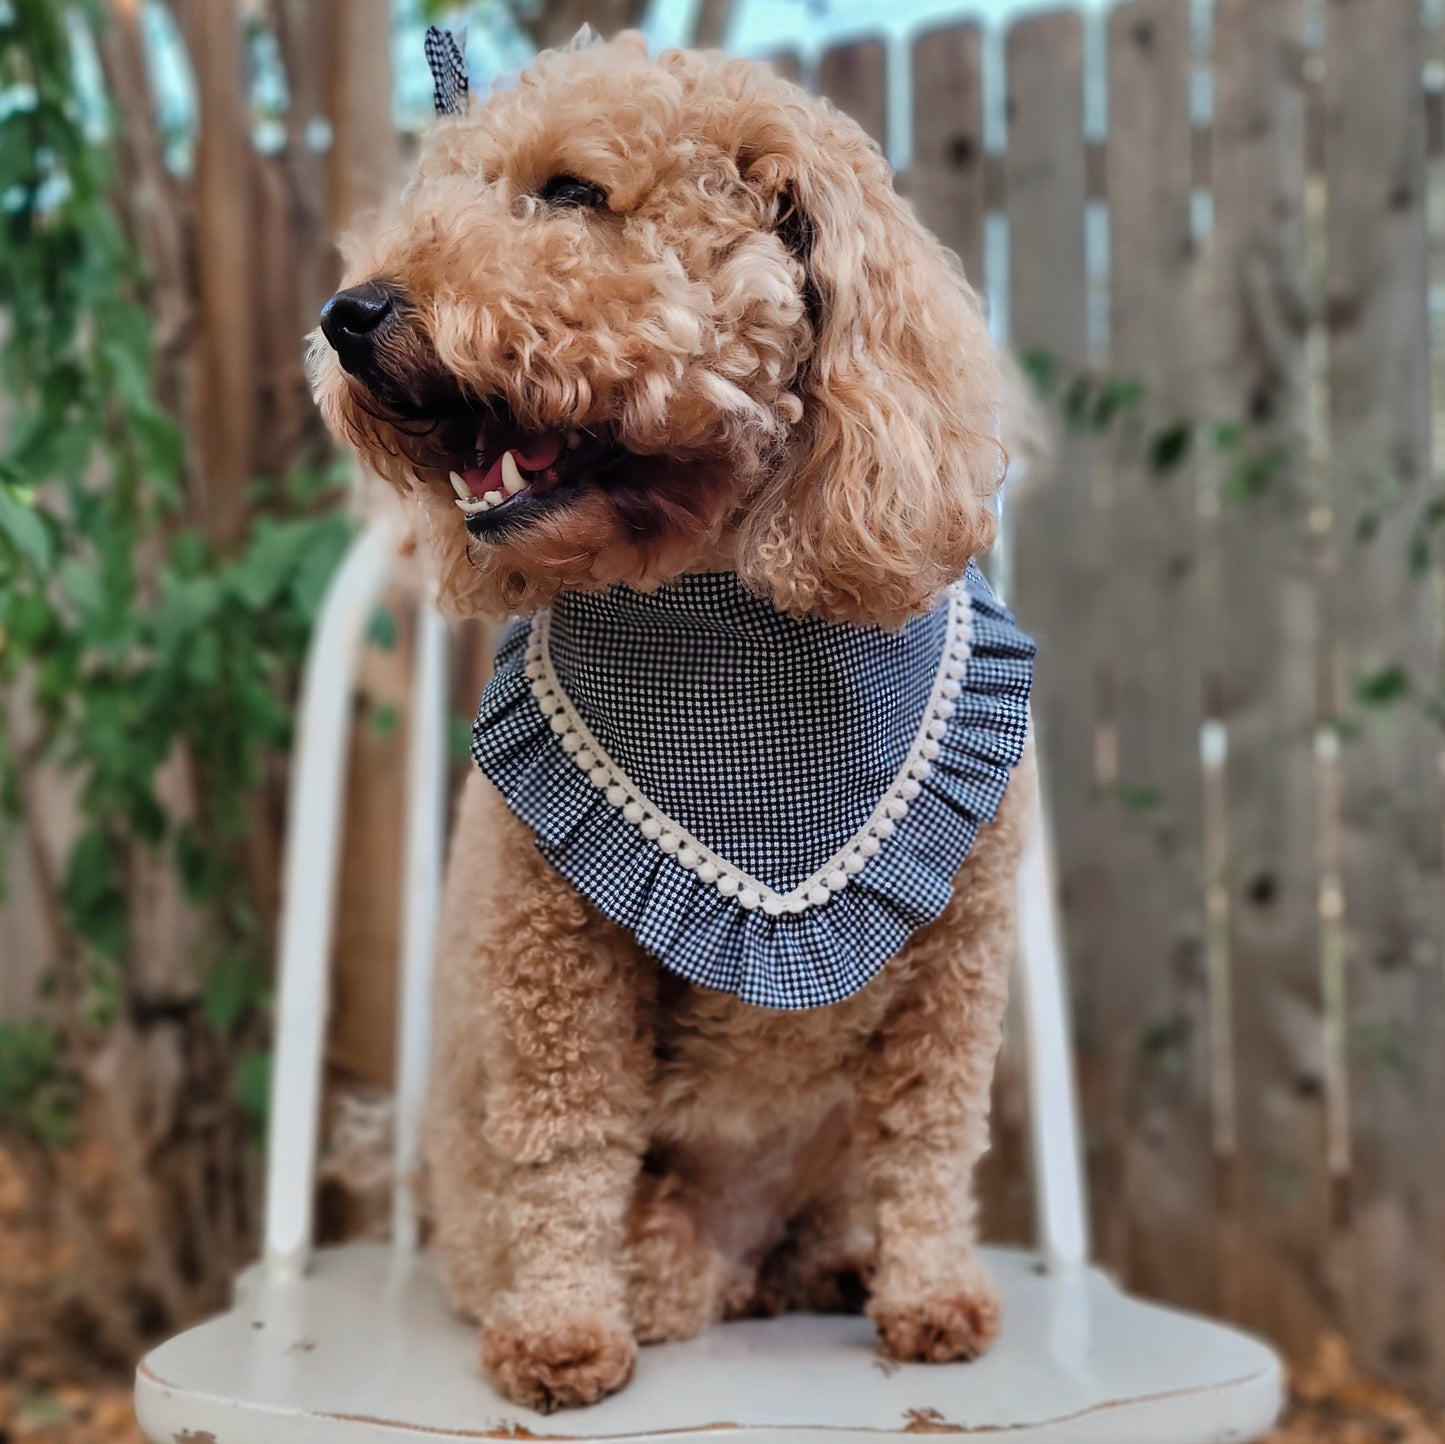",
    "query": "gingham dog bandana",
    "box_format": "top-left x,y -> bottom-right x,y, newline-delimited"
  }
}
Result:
472,563 -> 1035,1009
